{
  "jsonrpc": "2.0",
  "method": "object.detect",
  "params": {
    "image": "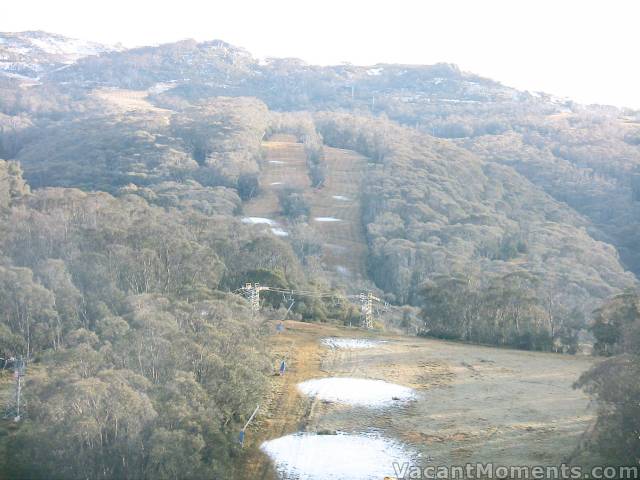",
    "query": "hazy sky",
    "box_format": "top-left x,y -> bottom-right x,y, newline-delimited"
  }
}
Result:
5,0 -> 640,108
